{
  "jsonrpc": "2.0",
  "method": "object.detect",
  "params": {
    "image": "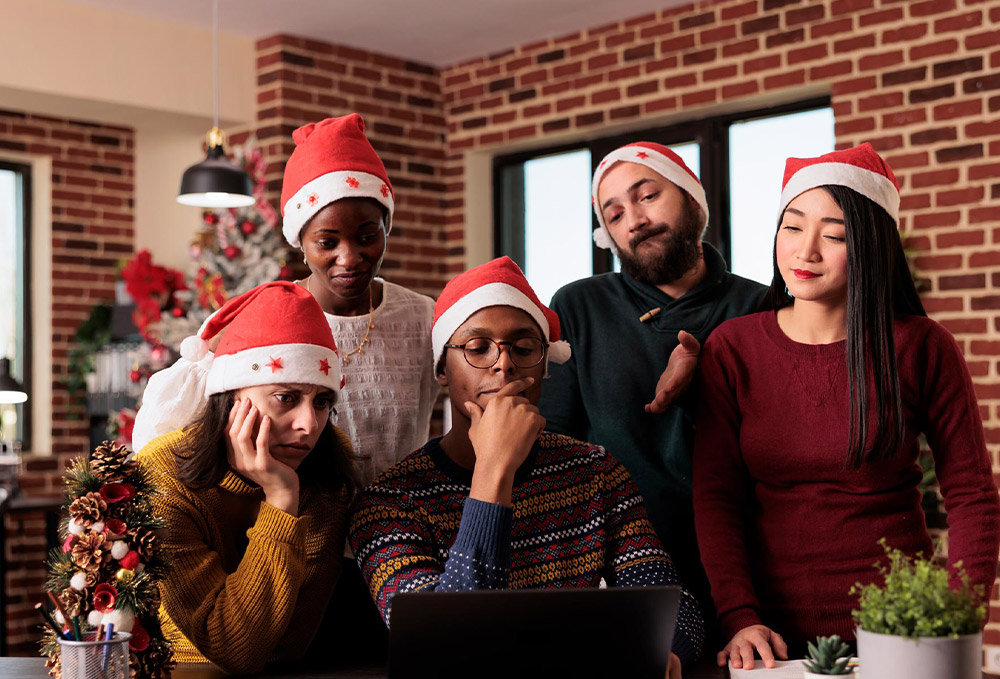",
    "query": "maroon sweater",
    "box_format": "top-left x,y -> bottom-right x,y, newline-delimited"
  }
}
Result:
693,311 -> 1000,643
